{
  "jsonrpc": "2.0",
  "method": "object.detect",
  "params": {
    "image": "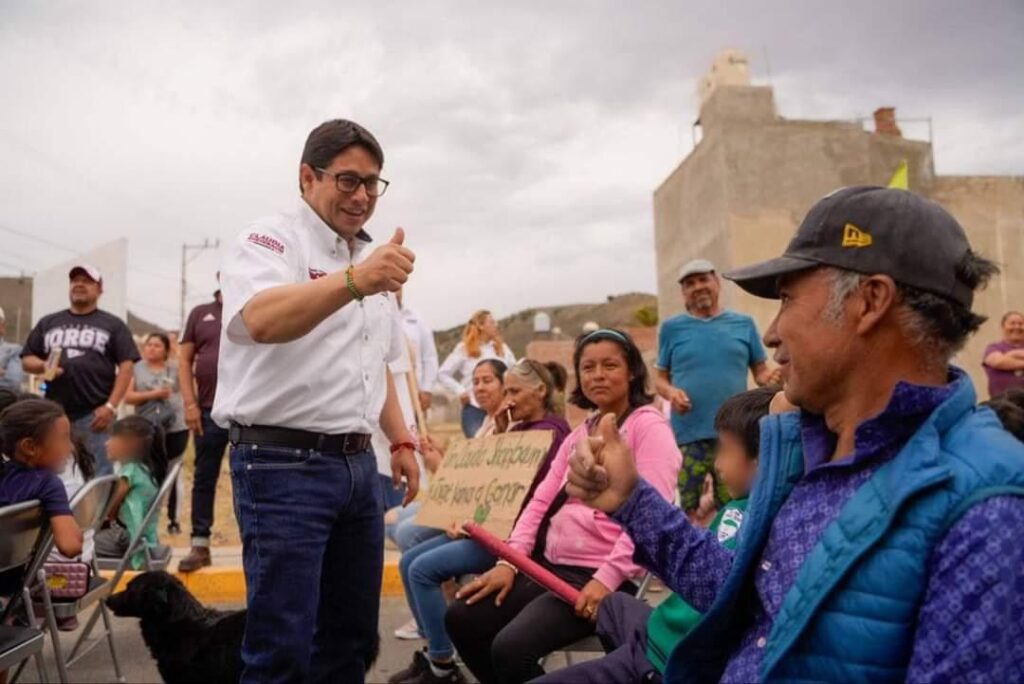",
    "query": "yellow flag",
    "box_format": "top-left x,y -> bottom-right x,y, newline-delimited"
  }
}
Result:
888,160 -> 909,190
